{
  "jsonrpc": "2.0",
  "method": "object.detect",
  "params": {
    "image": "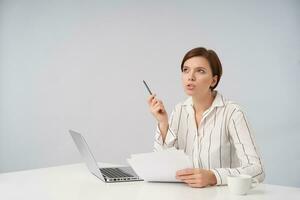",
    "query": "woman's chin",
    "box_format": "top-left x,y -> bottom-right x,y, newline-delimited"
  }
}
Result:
184,90 -> 196,96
